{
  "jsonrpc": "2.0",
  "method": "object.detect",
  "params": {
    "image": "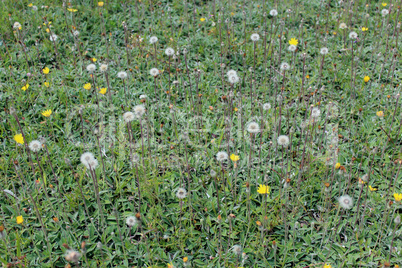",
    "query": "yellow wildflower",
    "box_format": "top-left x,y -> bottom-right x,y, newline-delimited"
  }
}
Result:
167,264 -> 174,268
16,215 -> 24,224
200,18 -> 206,22
257,184 -> 270,194
14,134 -> 24,145
22,84 -> 29,91
42,109 -> 52,117
28,3 -> 33,7
98,1 -> 104,6
234,107 -> 238,112
376,111 -> 384,117
394,193 -> 402,202
99,88 -> 107,94
335,163 -> 341,169
92,57 -> 97,62
369,185 -> 377,191
67,8 -> 78,12
364,76 -> 370,82
84,83 -> 91,90
323,264 -> 332,268
43,67 -> 50,74
230,154 -> 240,162
183,257 -> 188,263
289,38 -> 298,46
362,27 -> 368,31
44,82 -> 50,87
382,3 -> 387,6
46,28 -> 50,33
